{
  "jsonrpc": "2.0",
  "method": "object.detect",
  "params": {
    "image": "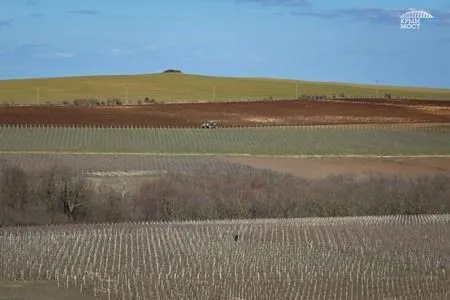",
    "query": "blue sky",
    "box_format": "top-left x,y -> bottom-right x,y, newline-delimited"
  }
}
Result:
0,0 -> 449,88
